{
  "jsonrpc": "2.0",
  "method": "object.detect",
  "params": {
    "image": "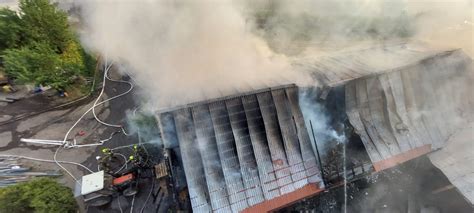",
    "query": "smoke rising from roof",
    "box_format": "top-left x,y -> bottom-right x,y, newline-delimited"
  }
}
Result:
245,0 -> 472,55
78,0 -> 473,109
79,0 -> 311,110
